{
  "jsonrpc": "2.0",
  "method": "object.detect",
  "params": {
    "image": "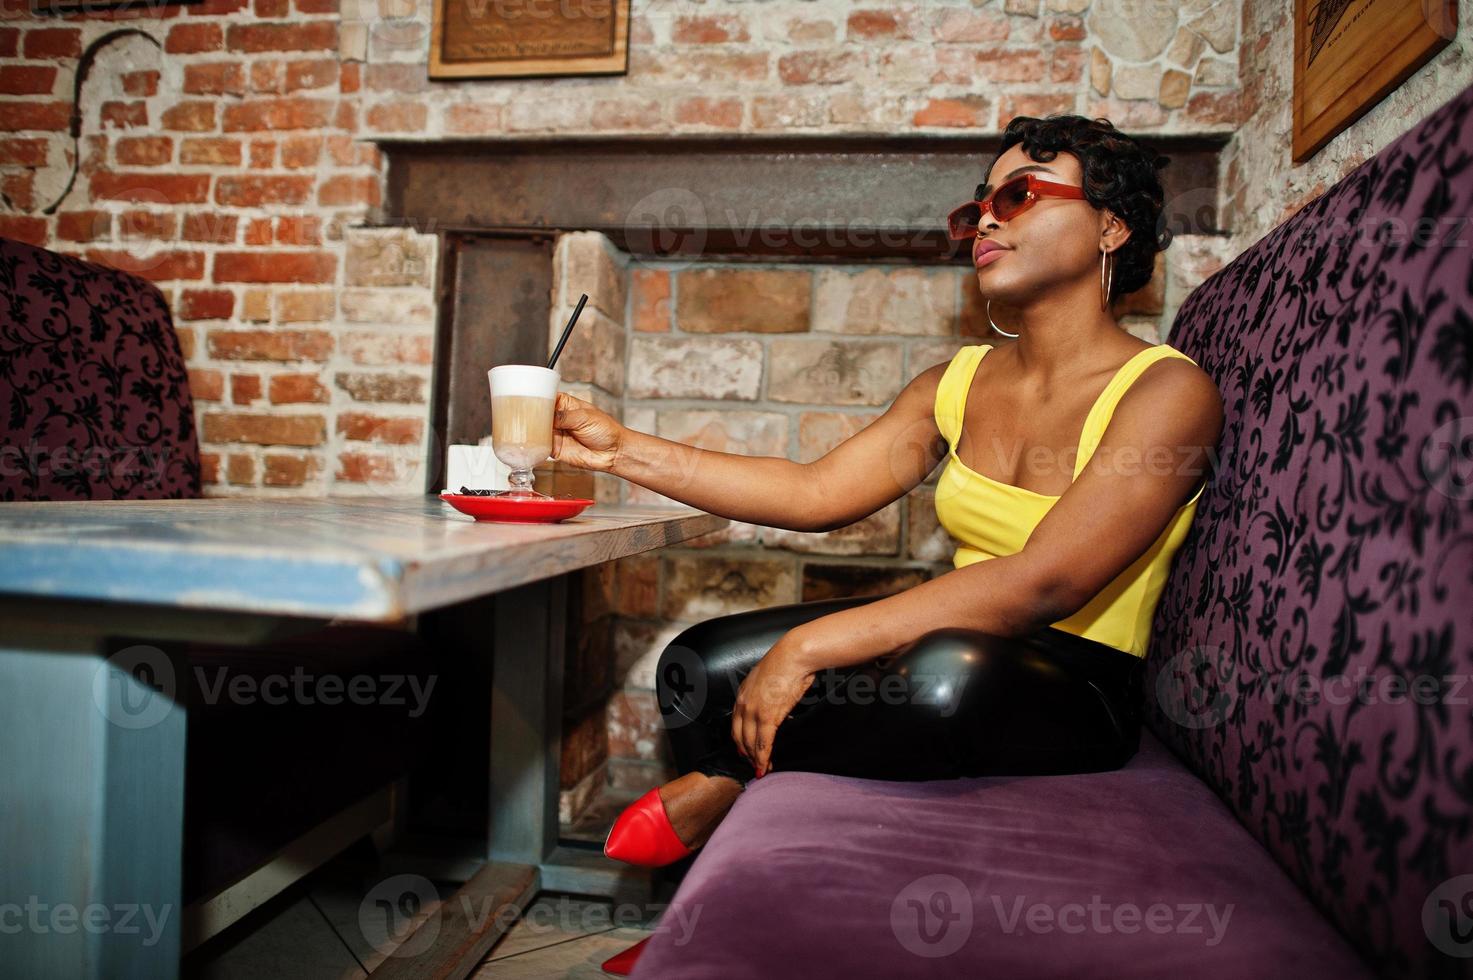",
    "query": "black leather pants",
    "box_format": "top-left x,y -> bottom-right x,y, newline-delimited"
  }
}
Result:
654,593 -> 1146,785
